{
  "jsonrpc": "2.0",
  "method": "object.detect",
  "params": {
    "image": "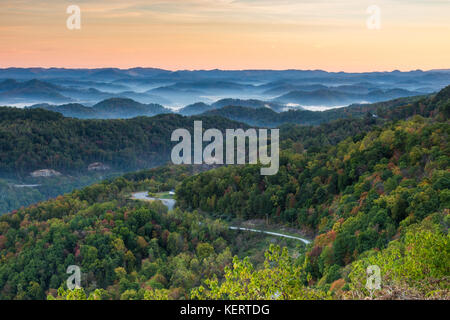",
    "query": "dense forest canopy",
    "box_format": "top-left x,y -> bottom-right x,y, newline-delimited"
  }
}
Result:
0,86 -> 448,300
0,165 -> 305,300
175,86 -> 449,296
1,87 -> 447,177
0,109 -> 248,176
0,108 -> 248,214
